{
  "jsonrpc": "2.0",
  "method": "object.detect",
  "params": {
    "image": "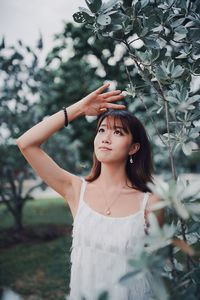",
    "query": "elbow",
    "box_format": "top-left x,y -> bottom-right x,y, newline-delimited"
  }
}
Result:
16,137 -> 40,151
16,138 -> 25,150
16,137 -> 29,151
